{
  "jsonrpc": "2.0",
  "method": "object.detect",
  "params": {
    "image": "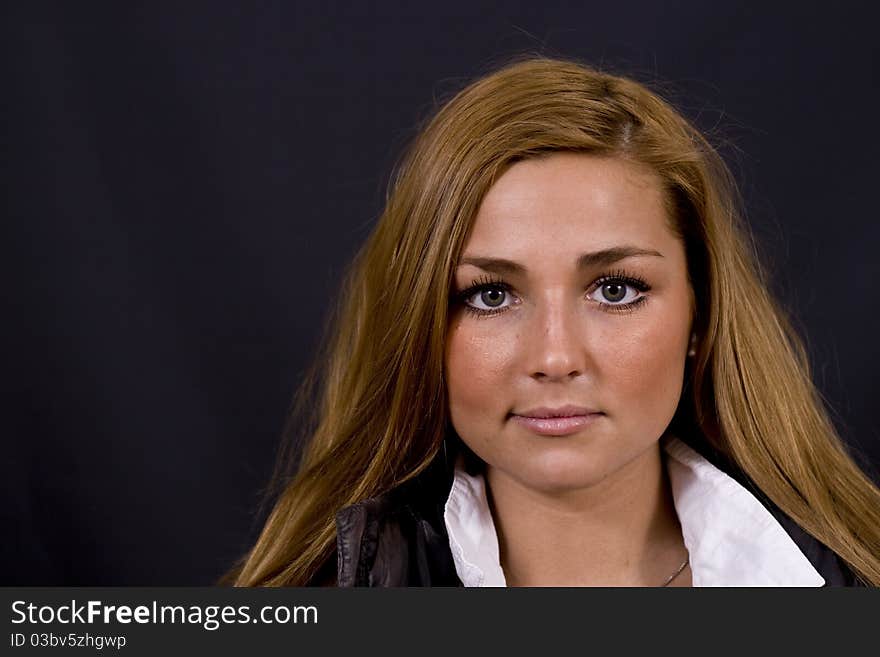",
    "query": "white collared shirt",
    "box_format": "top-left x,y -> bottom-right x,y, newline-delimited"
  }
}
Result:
444,437 -> 825,587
